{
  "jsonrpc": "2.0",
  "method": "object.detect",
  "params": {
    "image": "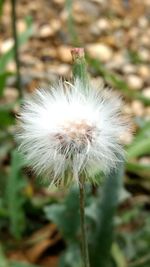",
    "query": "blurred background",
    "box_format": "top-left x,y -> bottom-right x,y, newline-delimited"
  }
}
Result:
0,0 -> 150,267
